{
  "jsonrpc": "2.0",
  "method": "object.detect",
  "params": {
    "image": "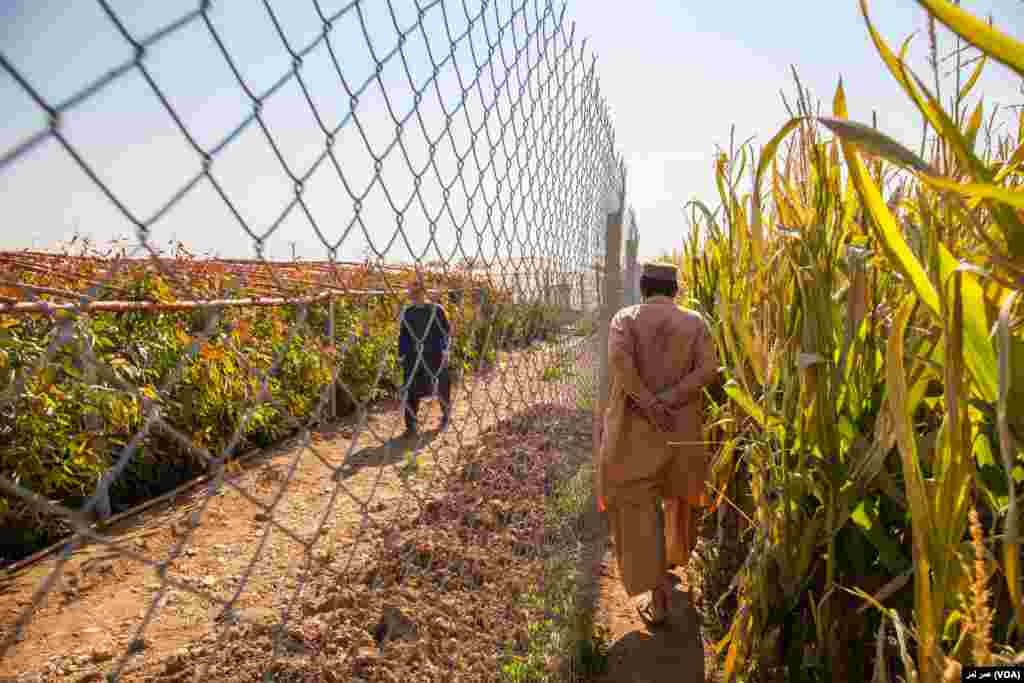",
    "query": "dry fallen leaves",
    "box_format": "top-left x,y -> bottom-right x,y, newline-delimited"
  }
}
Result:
107,405 -> 590,683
